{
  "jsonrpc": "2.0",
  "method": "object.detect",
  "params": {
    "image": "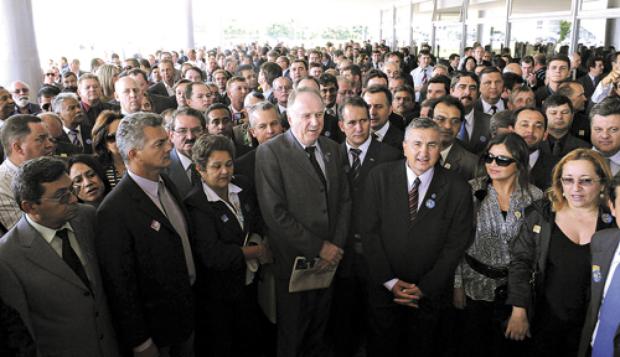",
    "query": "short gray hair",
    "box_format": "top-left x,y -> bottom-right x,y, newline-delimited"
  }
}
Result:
287,87 -> 324,113
404,117 -> 440,142
51,92 -> 79,113
116,112 -> 164,163
248,101 -> 277,128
